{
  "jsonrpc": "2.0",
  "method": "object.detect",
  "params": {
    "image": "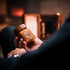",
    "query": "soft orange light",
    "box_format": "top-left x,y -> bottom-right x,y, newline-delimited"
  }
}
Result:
56,12 -> 61,16
11,8 -> 24,17
25,16 -> 37,37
